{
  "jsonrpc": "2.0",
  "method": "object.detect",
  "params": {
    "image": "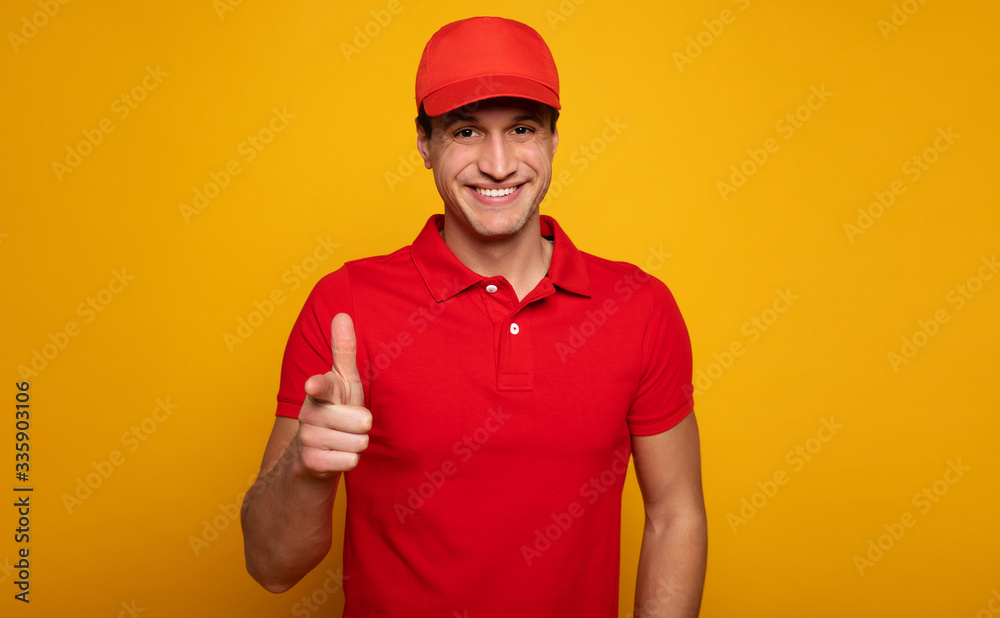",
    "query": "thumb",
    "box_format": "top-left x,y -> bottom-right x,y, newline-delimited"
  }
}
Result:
331,312 -> 364,406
